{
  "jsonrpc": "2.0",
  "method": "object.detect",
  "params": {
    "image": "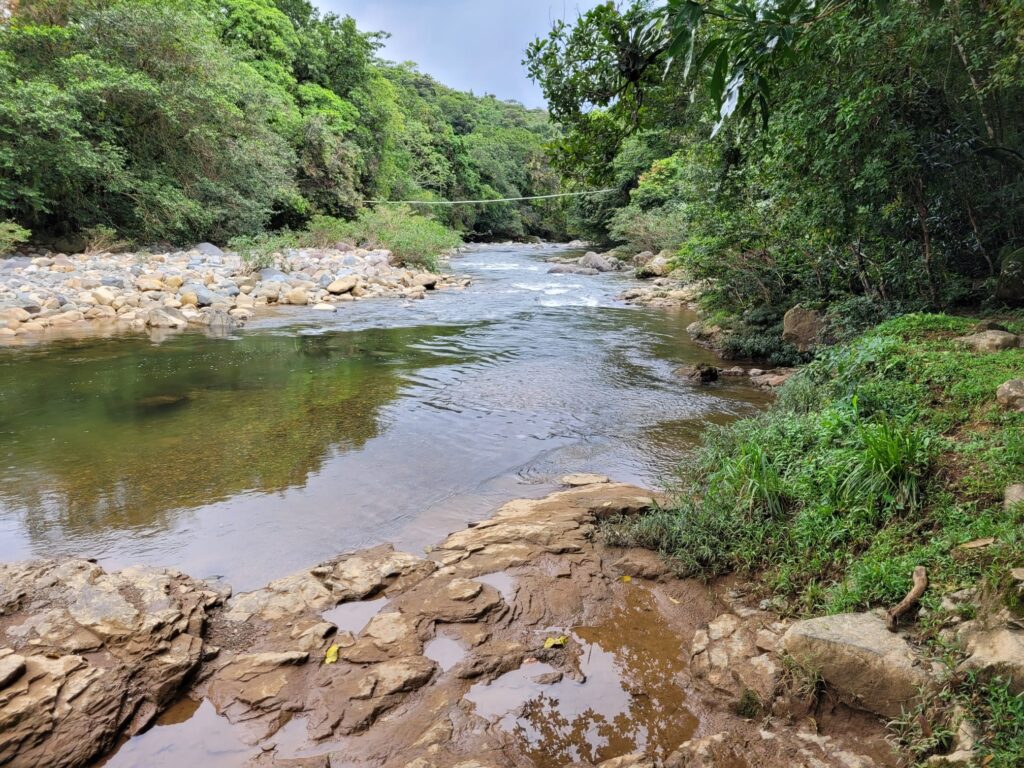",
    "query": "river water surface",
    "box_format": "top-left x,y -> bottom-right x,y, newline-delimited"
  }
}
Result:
0,244 -> 767,591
